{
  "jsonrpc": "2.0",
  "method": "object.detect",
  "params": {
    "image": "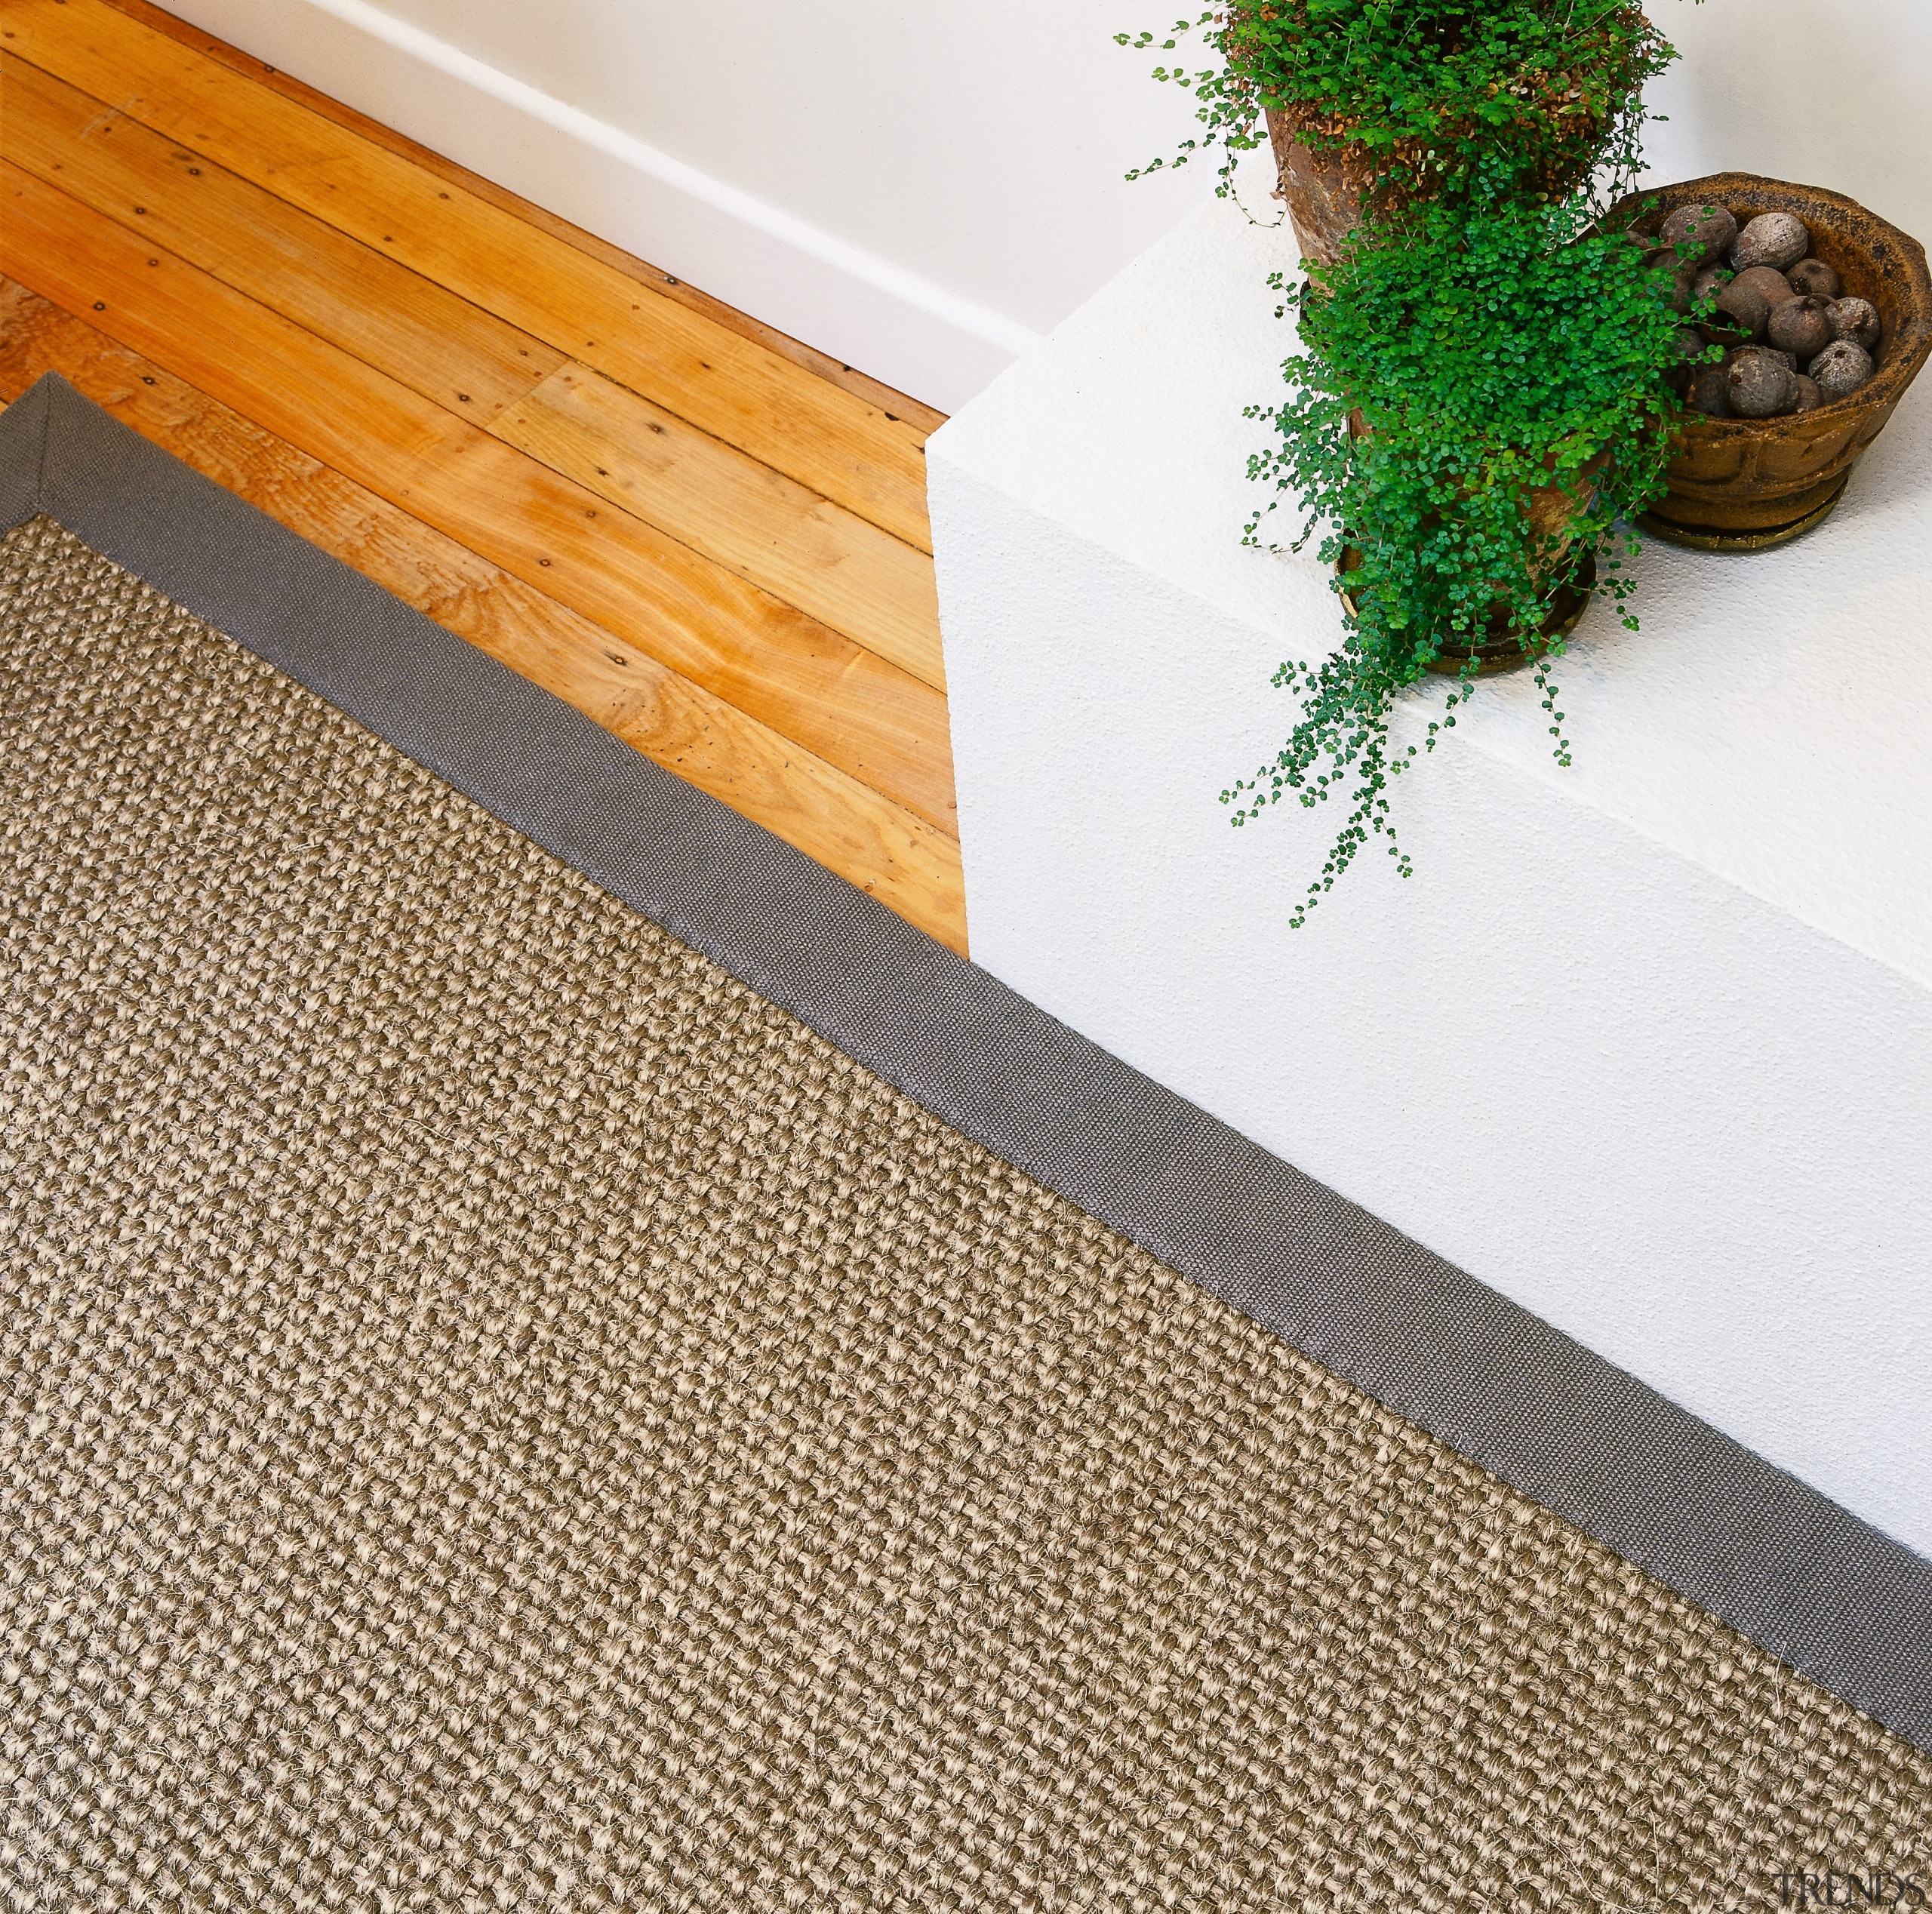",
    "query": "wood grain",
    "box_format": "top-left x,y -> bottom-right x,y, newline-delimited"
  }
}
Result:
95,0 -> 949,442
0,158 -> 959,834
1,0 -> 937,551
0,49 -> 567,425
492,364 -> 945,691
0,279 -> 969,952
2,49 -> 943,685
